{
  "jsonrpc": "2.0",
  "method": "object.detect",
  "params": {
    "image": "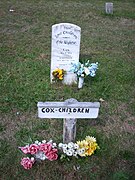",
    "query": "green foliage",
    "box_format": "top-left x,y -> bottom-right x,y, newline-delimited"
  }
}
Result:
0,123 -> 6,132
0,140 -> 10,159
119,150 -> 135,160
112,171 -> 131,180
